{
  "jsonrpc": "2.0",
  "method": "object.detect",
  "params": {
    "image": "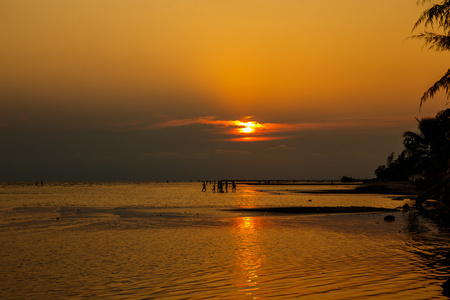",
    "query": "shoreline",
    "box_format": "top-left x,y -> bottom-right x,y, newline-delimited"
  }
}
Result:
253,181 -> 418,197
223,206 -> 398,214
